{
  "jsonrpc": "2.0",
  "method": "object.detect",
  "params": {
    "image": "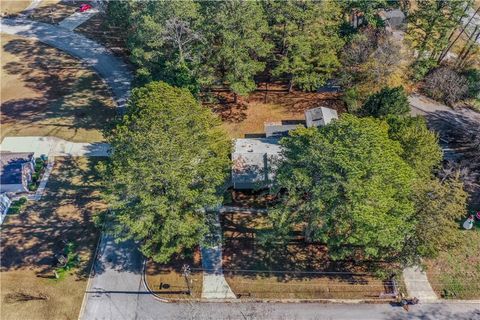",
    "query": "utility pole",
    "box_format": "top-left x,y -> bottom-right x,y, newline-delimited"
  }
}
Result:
181,264 -> 192,296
